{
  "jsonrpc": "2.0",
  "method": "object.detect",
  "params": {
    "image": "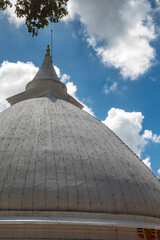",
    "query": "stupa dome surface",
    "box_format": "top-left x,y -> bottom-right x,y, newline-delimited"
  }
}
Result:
0,95 -> 160,217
